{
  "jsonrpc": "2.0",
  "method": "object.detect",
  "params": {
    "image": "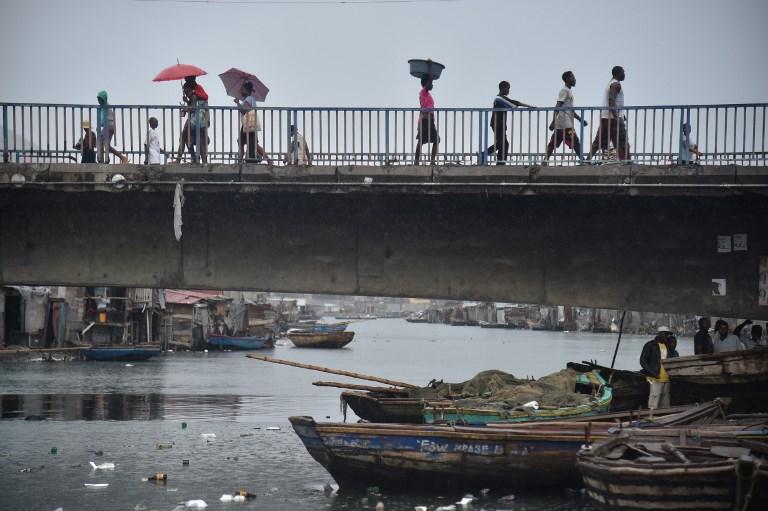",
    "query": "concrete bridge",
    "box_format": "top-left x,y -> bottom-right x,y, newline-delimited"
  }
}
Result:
2,162 -> 767,319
